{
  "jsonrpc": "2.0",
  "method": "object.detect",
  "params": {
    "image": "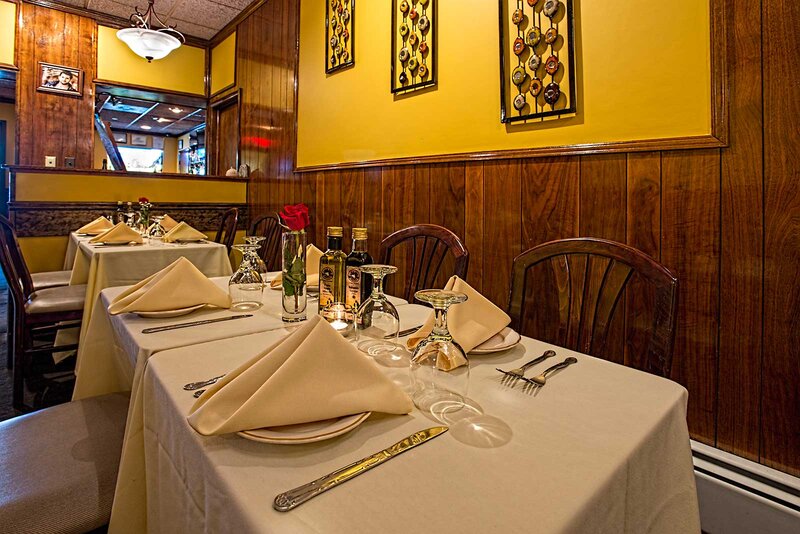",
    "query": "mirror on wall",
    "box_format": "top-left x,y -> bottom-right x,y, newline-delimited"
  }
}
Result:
94,85 -> 206,175
0,68 -> 16,217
